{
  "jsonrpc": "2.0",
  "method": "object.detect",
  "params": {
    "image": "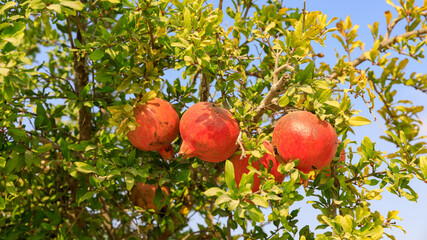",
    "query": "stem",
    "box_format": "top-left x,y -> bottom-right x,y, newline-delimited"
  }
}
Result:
73,17 -> 92,141
329,27 -> 427,81
252,66 -> 293,123
200,73 -> 210,102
